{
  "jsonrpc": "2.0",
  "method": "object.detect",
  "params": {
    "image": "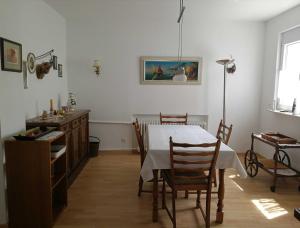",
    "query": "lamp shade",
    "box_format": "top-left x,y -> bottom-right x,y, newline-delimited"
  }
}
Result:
173,67 -> 187,81
216,59 -> 234,65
